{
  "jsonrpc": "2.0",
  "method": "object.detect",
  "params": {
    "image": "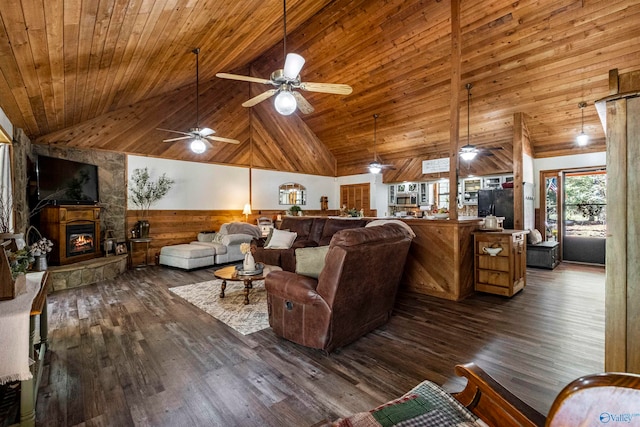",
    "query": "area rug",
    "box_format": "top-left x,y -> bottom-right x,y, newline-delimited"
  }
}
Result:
169,279 -> 269,335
